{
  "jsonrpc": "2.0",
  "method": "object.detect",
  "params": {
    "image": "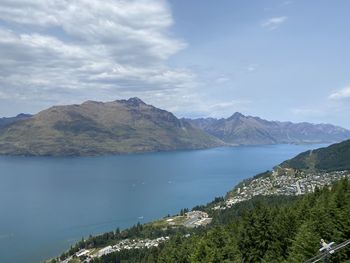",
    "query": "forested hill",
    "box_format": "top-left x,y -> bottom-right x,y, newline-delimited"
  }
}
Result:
281,139 -> 350,171
50,139 -> 350,263
61,179 -> 350,263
